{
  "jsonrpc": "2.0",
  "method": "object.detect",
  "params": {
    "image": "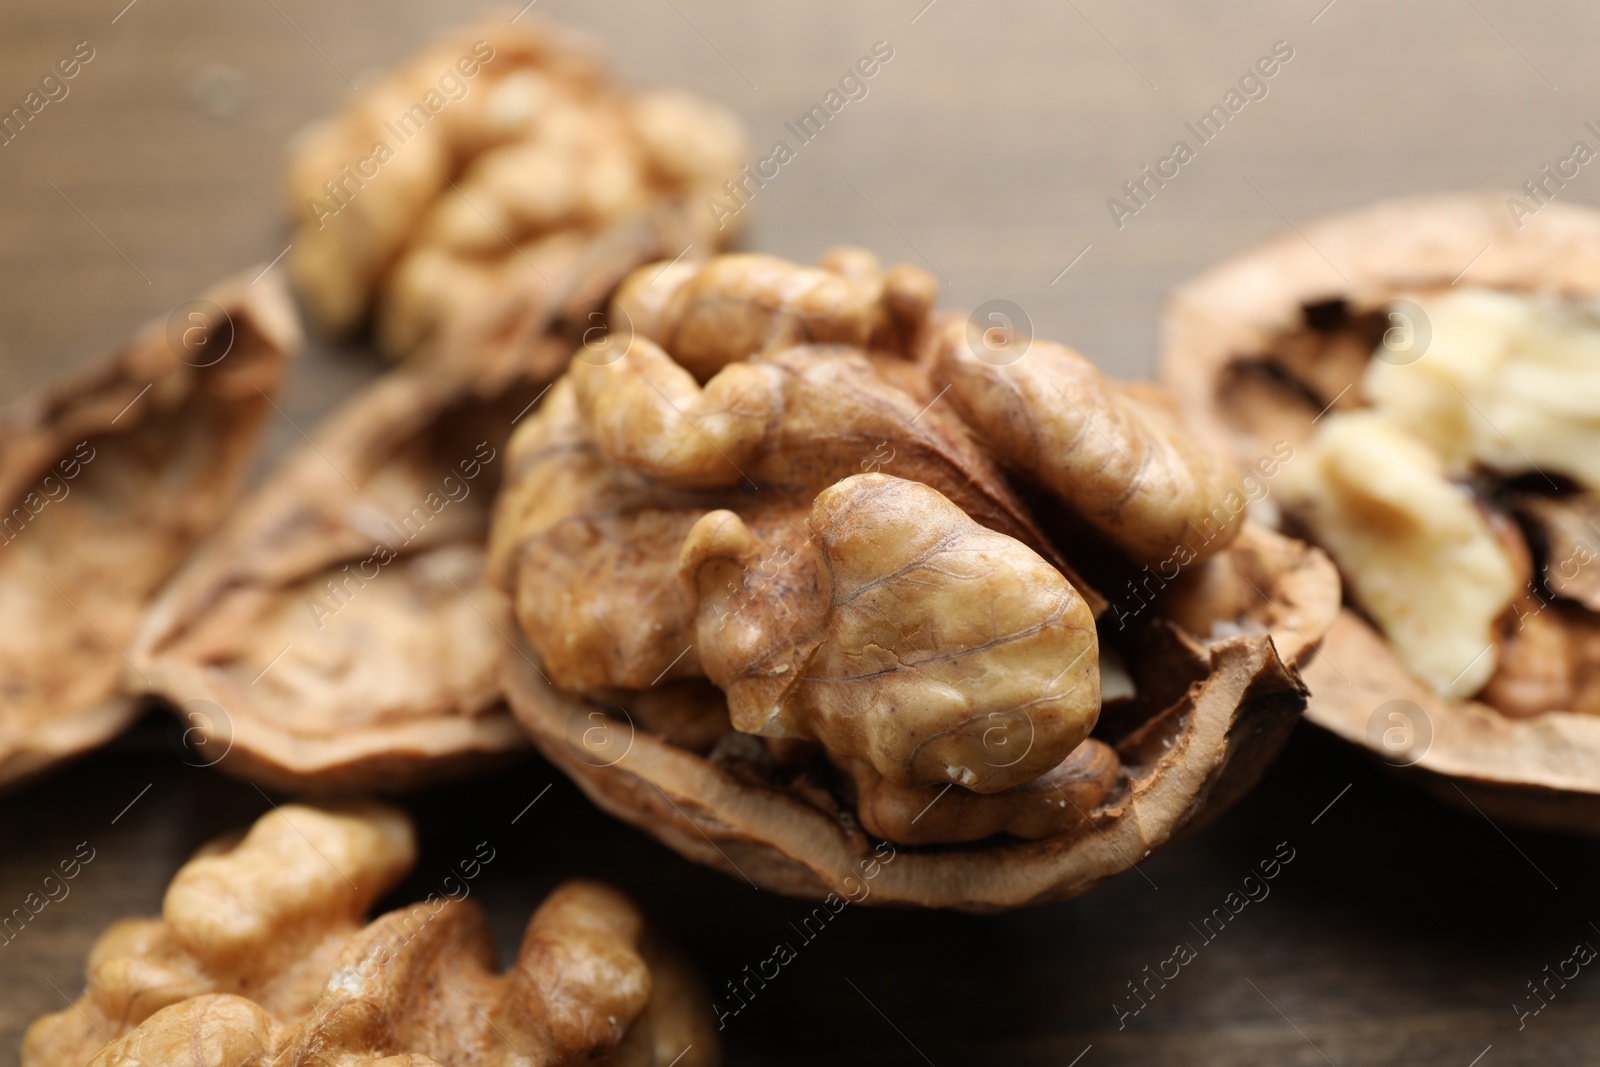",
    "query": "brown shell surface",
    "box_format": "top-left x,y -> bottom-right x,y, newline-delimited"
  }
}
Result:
128,330 -> 570,790
1160,192 -> 1600,830
284,16 -> 746,361
0,270 -> 301,787
492,249 -> 1343,908
22,803 -> 717,1067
